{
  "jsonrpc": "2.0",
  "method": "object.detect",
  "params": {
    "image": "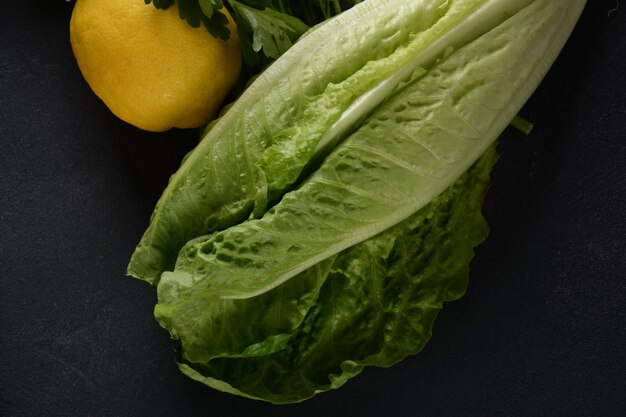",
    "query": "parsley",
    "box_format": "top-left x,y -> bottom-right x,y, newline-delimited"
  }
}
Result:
144,0 -> 361,67
145,0 -> 231,39
229,1 -> 309,67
